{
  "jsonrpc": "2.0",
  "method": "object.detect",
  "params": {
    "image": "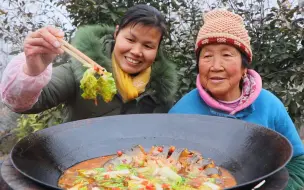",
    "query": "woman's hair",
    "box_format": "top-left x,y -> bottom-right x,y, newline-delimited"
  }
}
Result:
241,52 -> 250,69
116,4 -> 167,41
